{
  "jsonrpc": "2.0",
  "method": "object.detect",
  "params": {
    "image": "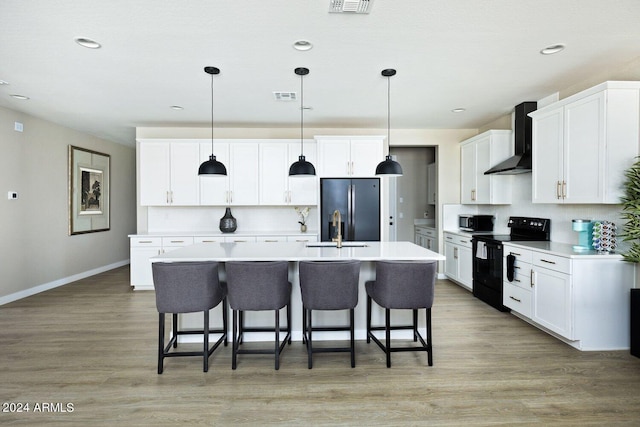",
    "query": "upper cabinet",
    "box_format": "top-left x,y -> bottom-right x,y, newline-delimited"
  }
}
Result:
139,141 -> 200,206
199,141 -> 259,206
460,130 -> 513,205
259,141 -> 318,206
531,81 -> 640,204
315,136 -> 384,177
